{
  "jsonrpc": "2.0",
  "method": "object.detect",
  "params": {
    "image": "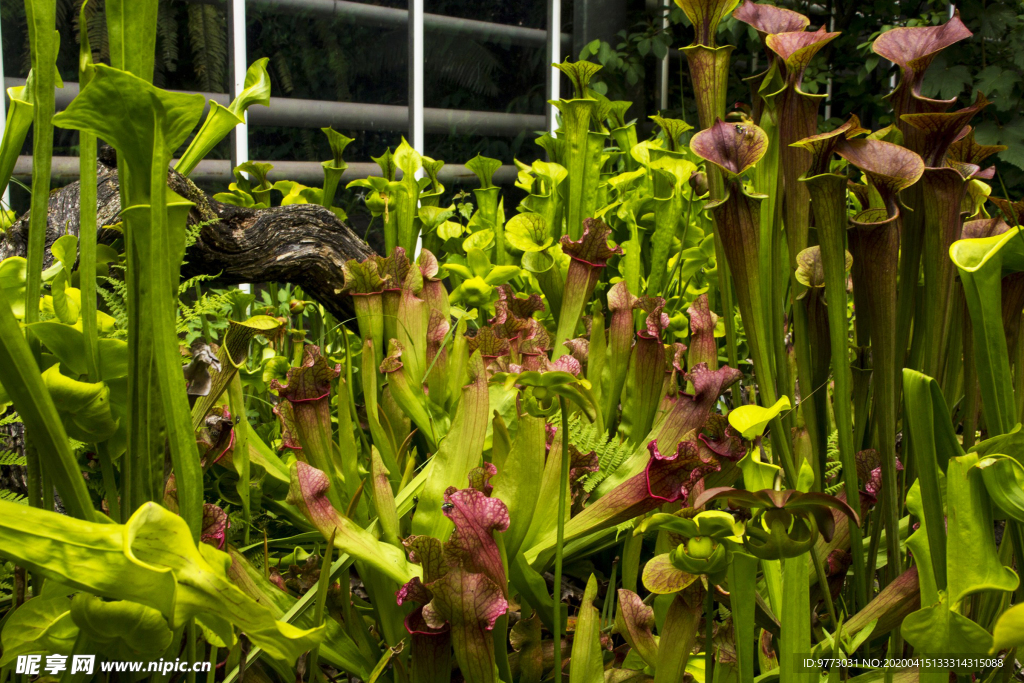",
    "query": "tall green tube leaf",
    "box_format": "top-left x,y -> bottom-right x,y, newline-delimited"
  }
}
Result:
175,58 -> 272,176
53,64 -> 207,537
